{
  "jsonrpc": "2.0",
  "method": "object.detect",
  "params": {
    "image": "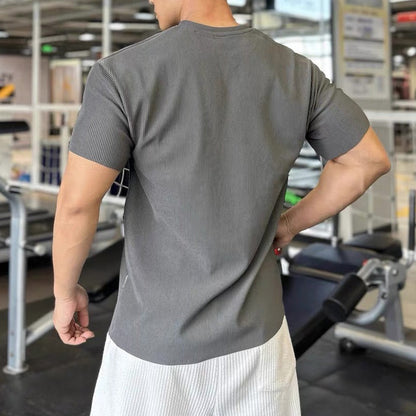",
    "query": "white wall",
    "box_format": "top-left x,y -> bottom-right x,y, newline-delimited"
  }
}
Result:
0,55 -> 50,180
